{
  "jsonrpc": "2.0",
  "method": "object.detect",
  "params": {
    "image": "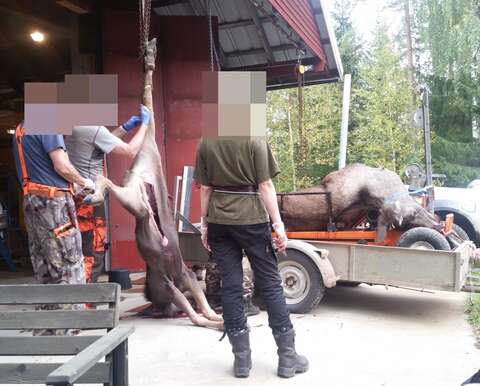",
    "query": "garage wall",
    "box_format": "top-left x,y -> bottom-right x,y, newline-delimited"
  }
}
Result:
102,11 -> 208,271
